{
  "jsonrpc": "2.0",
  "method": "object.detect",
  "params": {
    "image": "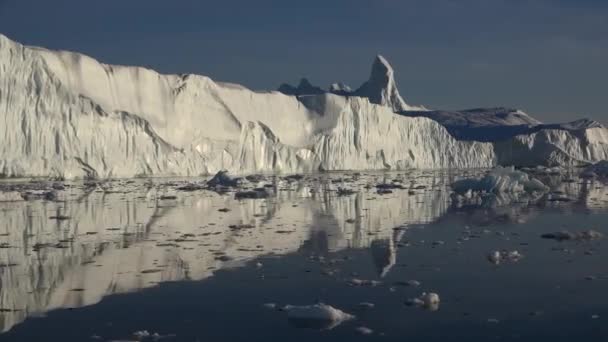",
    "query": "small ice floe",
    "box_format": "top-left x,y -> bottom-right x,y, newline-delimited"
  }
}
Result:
406,292 -> 440,311
541,230 -> 603,242
283,303 -> 355,330
405,280 -> 421,287
355,326 -> 374,335
348,278 -> 382,287
263,303 -> 277,310
487,250 -> 524,265
358,302 -> 375,309
119,330 -> 174,341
